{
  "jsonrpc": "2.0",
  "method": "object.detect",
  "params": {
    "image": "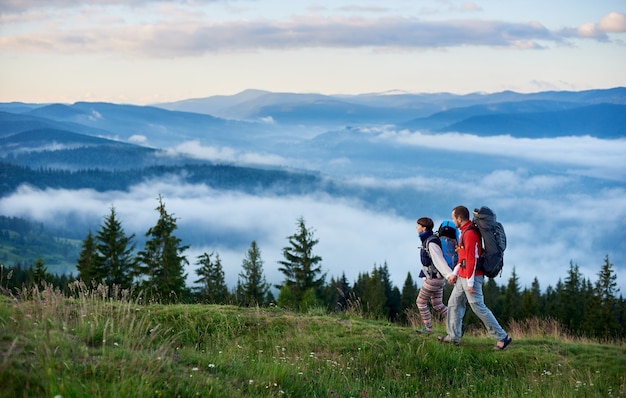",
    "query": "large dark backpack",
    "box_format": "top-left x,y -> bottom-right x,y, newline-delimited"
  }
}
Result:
471,207 -> 507,278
